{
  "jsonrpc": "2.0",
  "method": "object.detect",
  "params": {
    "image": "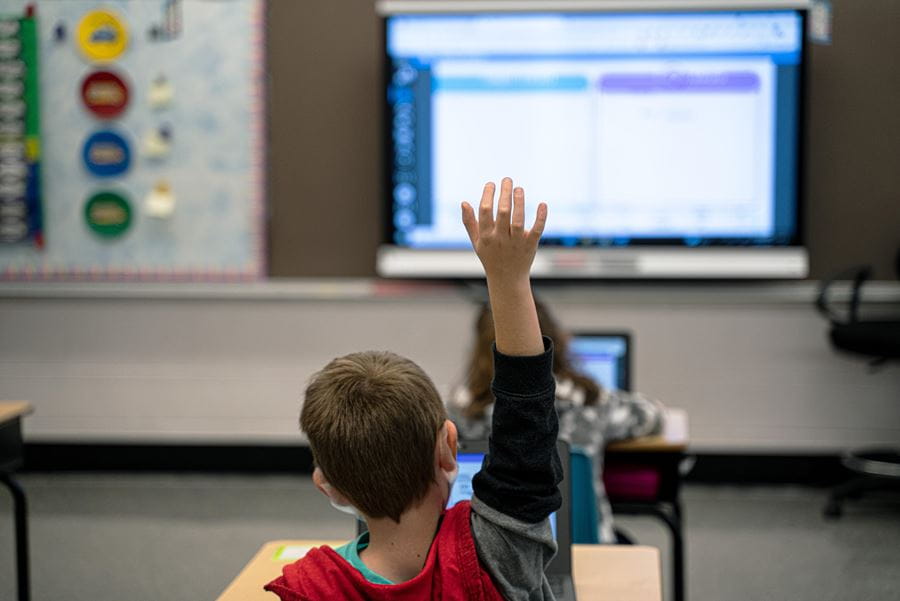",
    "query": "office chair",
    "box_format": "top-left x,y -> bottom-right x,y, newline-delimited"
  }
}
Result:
816,249 -> 900,518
